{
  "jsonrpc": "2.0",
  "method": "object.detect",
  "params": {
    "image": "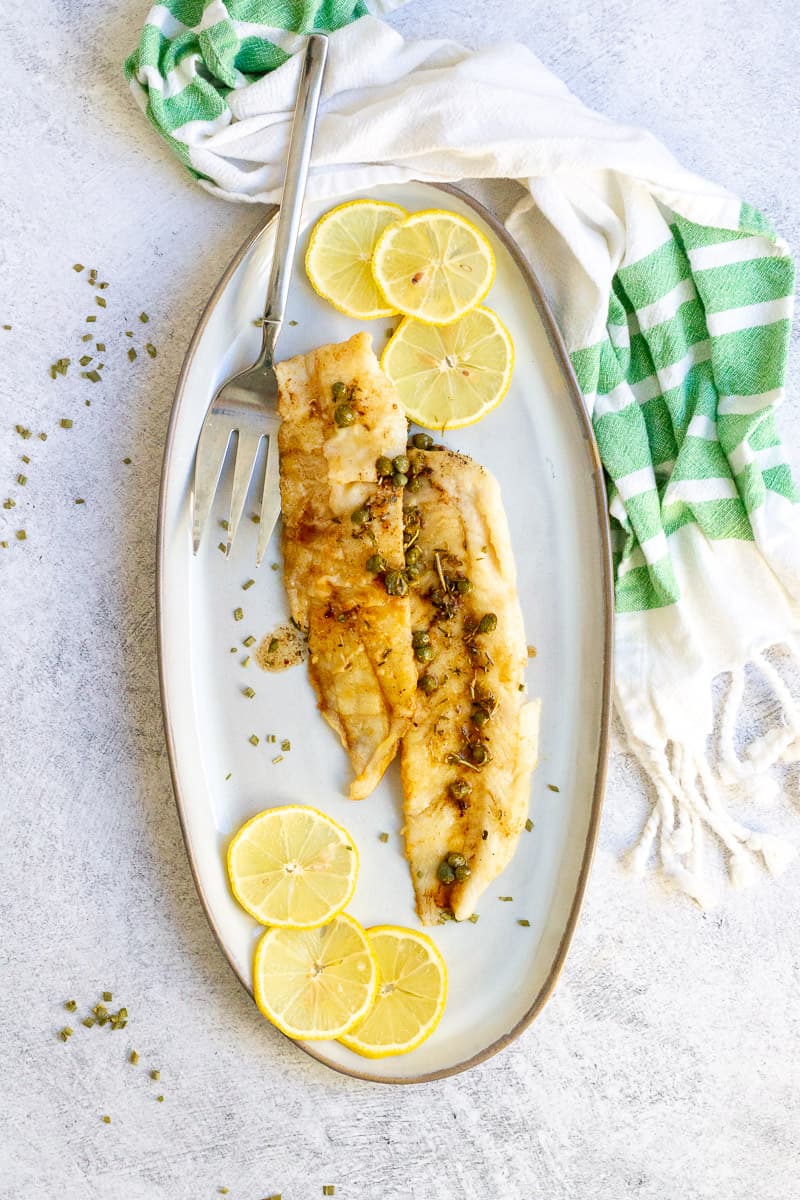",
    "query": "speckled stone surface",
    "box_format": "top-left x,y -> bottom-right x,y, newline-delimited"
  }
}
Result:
2,3 -> 800,1198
